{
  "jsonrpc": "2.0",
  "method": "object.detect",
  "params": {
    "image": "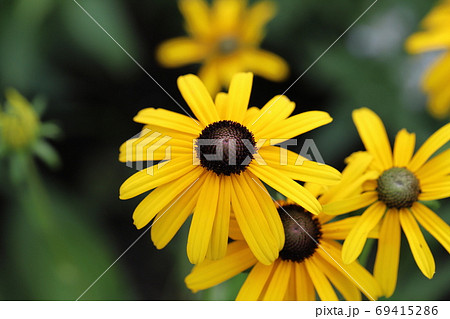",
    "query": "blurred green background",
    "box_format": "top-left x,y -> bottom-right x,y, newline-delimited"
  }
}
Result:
0,0 -> 448,300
